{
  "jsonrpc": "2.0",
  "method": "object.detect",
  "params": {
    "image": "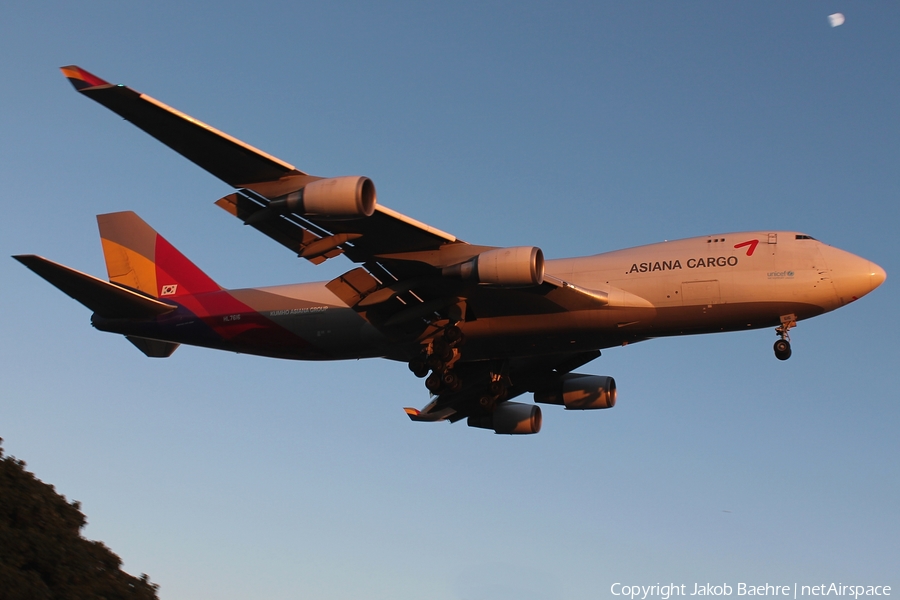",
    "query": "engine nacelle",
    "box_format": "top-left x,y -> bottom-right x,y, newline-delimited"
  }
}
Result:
268,176 -> 376,219
443,246 -> 544,286
467,402 -> 542,434
534,374 -> 616,410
